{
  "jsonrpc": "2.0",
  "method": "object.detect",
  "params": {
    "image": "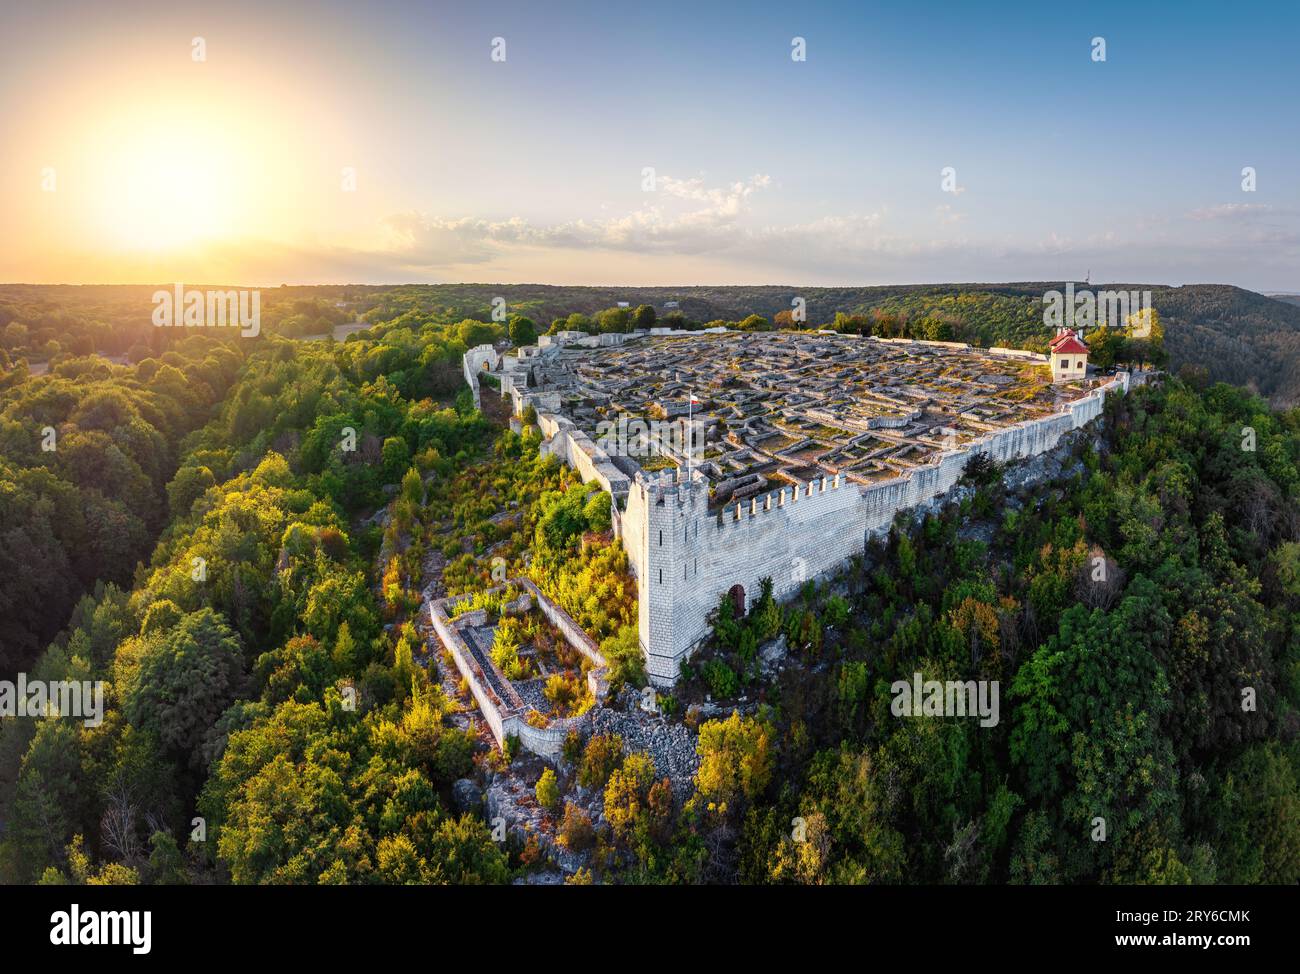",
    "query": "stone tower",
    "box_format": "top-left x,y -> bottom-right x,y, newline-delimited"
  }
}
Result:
623,467 -> 710,685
